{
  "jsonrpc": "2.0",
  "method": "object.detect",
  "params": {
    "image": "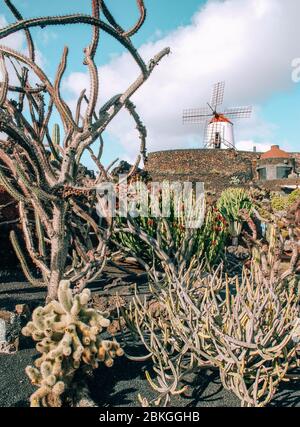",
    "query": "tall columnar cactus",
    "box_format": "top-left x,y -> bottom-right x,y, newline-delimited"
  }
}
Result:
0,0 -> 169,300
22,280 -> 123,407
50,123 -> 60,161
